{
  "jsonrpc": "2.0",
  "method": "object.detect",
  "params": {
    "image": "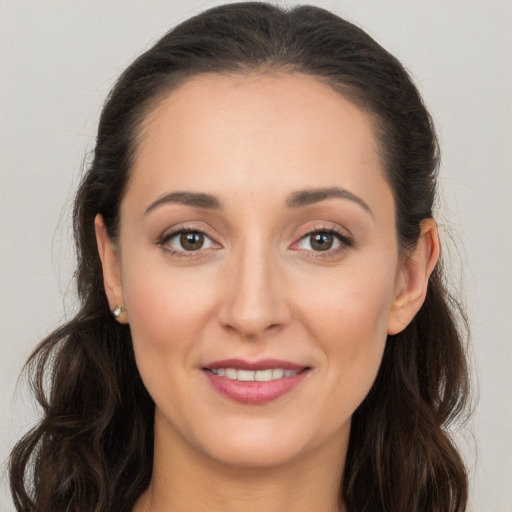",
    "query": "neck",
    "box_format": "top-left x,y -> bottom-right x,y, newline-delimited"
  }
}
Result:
133,413 -> 348,512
